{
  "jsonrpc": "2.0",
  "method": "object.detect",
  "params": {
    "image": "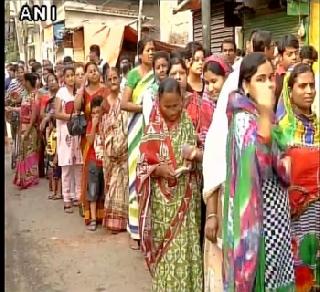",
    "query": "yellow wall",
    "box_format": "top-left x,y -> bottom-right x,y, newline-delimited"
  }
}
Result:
310,0 -> 320,115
